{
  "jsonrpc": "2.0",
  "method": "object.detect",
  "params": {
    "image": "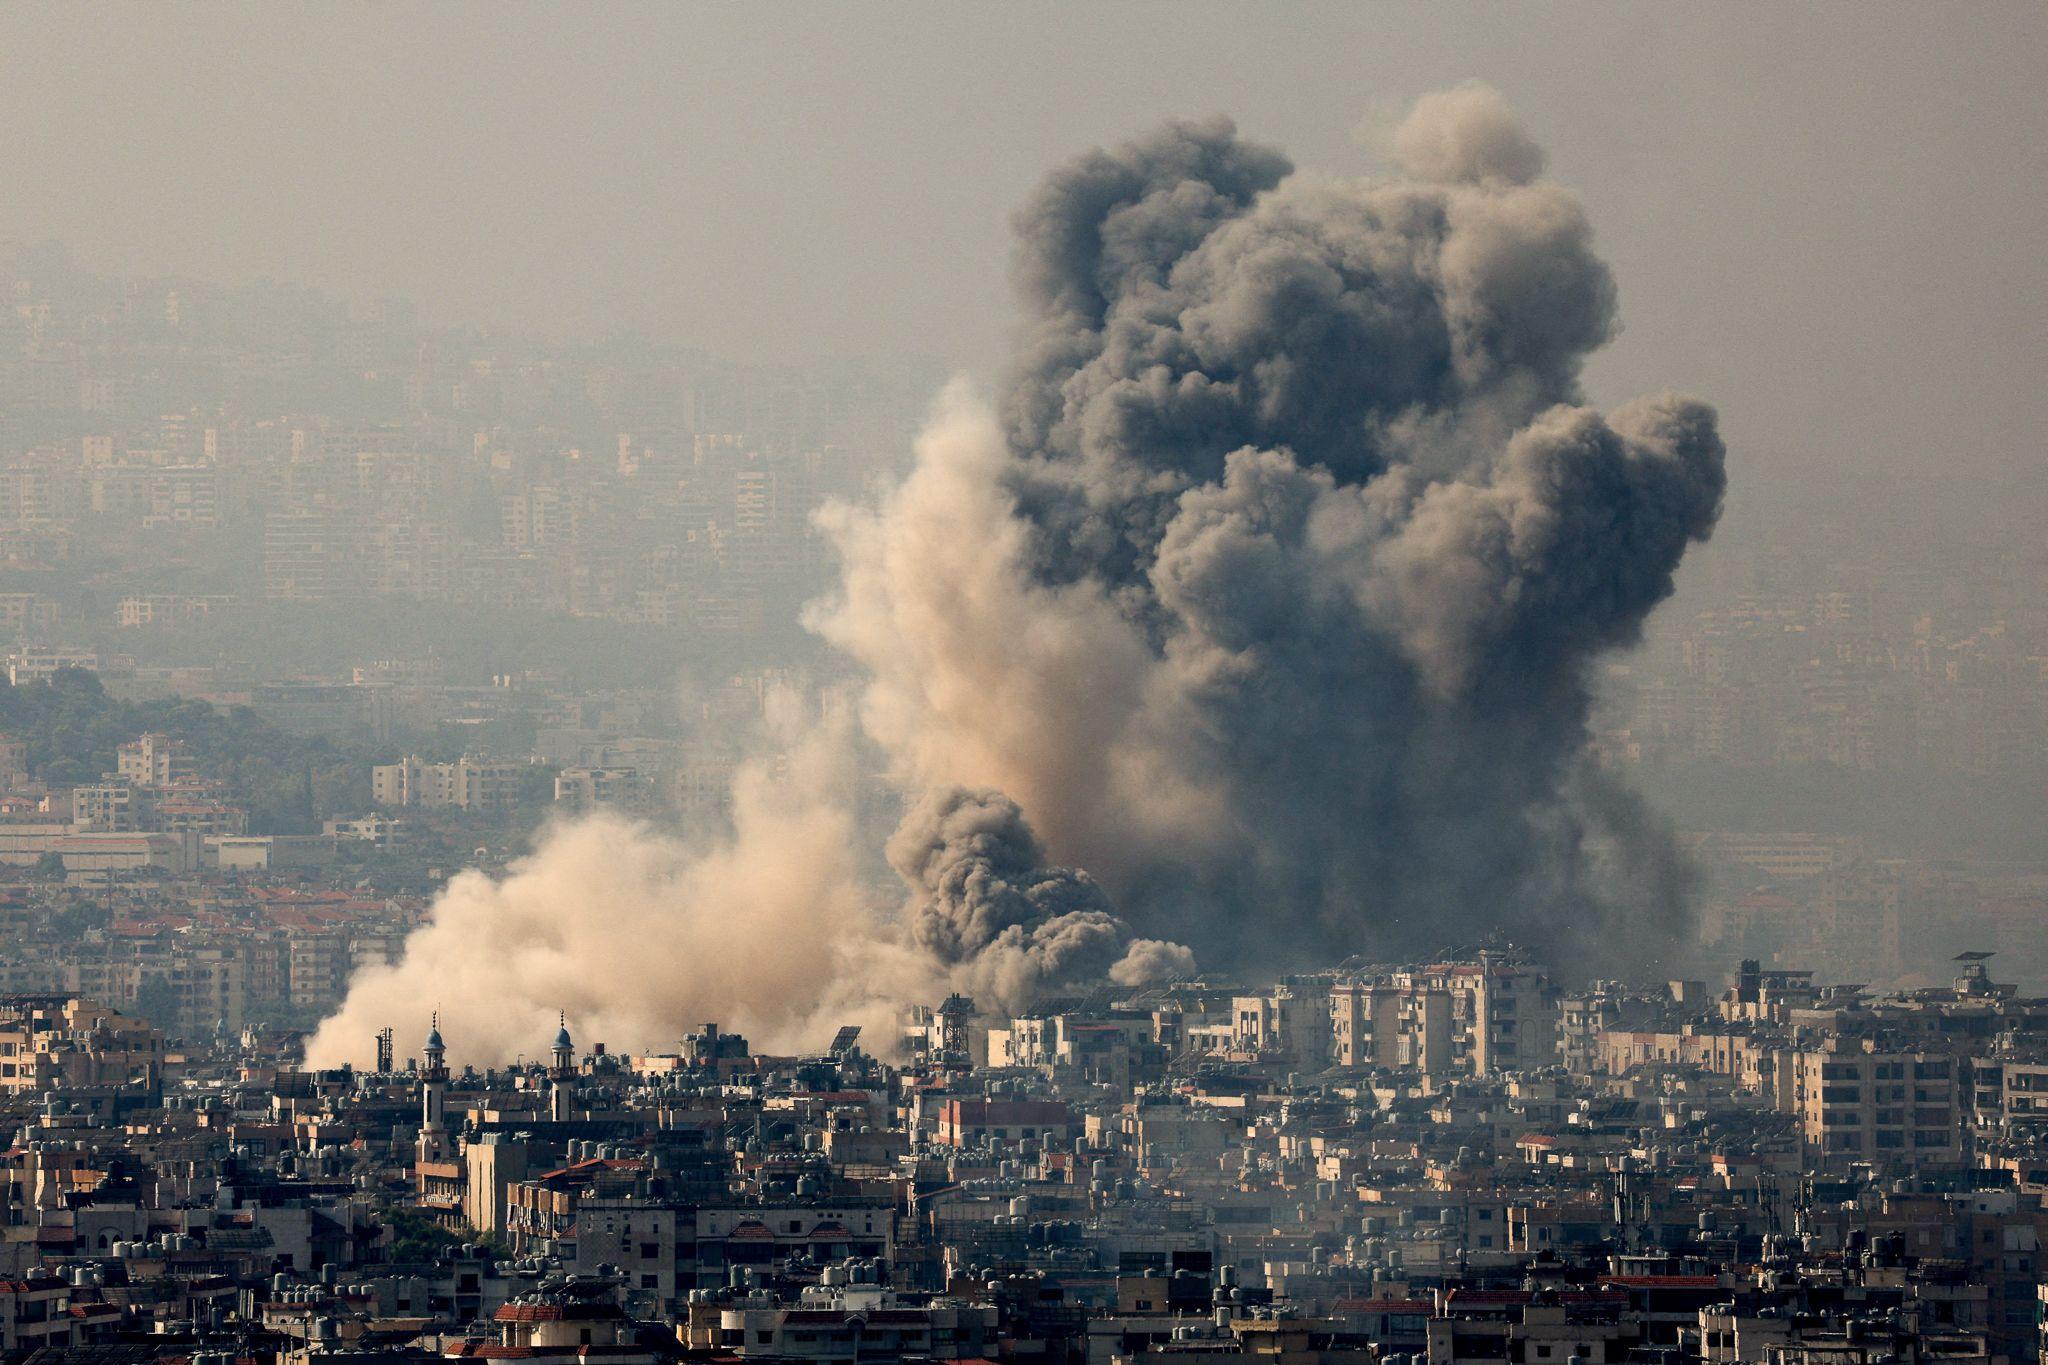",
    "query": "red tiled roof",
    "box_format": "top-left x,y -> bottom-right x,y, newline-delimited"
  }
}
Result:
535,1157 -> 644,1182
